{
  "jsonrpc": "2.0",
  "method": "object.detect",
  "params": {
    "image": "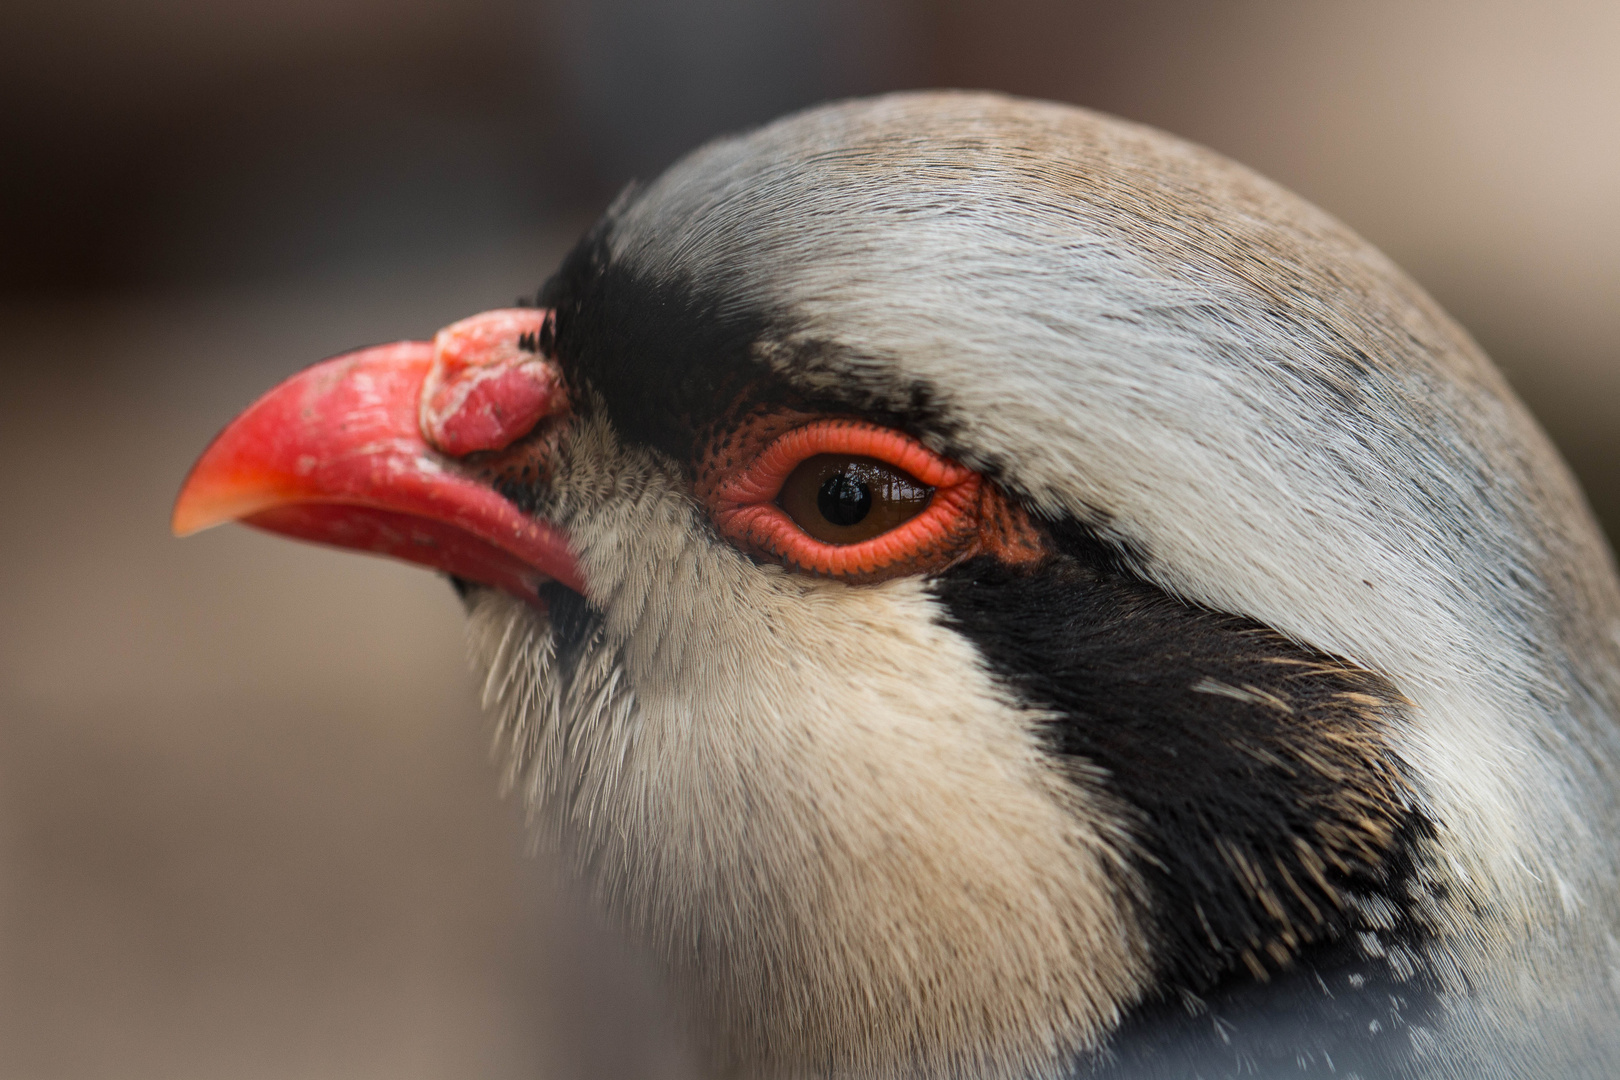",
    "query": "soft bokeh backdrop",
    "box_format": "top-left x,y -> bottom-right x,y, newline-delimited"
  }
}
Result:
3,2 -> 1616,1078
